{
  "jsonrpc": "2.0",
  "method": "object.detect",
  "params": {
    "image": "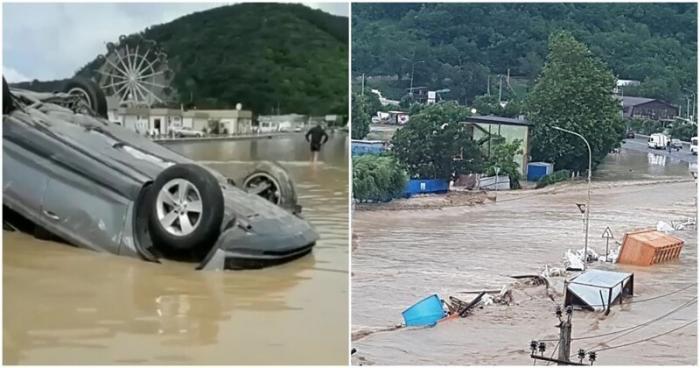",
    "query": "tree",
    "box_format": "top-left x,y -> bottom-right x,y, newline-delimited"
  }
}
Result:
352,155 -> 408,202
485,138 -> 523,188
526,32 -> 625,172
391,102 -> 483,180
352,93 -> 370,139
